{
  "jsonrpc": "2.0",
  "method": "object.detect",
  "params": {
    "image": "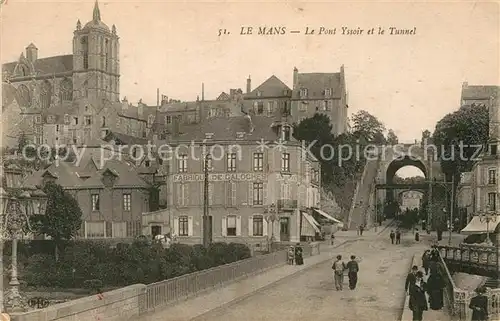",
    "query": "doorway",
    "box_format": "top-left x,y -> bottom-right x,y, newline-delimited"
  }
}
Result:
280,217 -> 290,242
151,225 -> 162,237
